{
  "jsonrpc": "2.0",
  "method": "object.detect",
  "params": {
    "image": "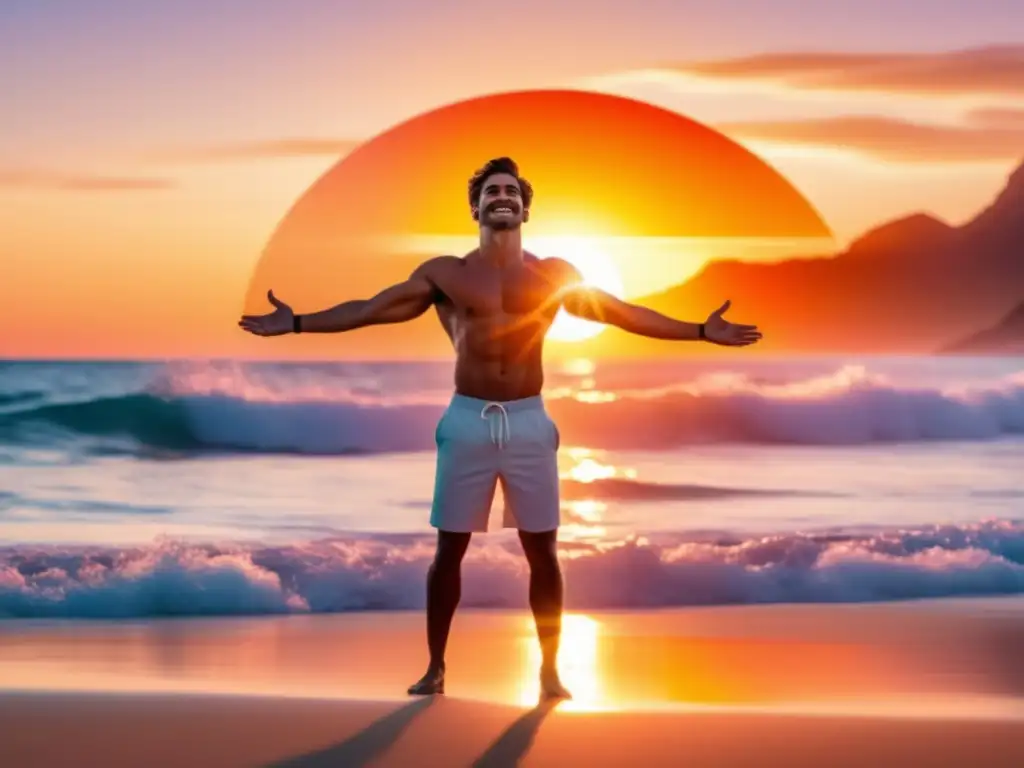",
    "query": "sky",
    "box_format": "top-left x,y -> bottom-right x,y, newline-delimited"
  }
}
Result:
2,0 -> 1024,358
